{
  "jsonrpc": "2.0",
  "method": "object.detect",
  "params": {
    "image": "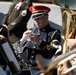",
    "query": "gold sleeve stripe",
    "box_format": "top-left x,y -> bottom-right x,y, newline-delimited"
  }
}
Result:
43,45 -> 51,50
